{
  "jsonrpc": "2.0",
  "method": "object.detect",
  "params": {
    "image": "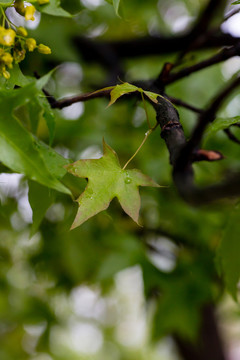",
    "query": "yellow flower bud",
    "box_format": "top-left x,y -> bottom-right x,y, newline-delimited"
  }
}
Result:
14,0 -> 25,16
2,53 -> 13,69
3,70 -> 10,79
26,38 -> 37,52
13,48 -> 26,63
25,5 -> 36,21
17,27 -> 28,37
0,27 -> 16,46
38,44 -> 51,54
37,0 -> 50,4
